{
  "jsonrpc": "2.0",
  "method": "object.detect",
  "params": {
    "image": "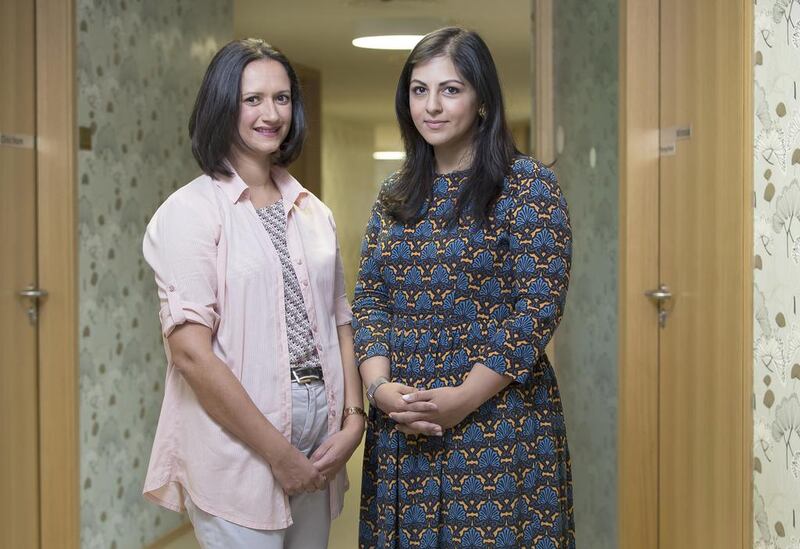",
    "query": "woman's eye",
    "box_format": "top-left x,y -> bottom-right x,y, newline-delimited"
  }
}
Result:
276,94 -> 290,104
444,86 -> 460,95
244,96 -> 260,105
412,86 -> 427,95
